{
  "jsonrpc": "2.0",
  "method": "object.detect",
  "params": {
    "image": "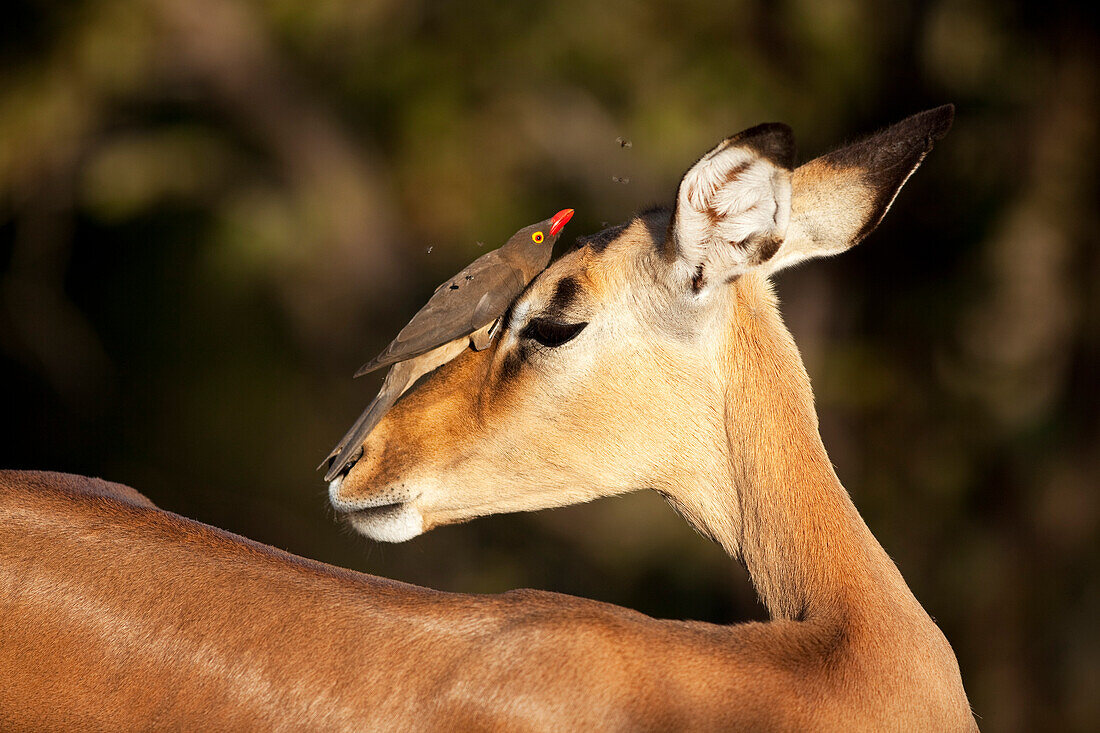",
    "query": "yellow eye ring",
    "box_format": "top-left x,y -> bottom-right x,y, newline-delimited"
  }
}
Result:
532,231 -> 545,244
